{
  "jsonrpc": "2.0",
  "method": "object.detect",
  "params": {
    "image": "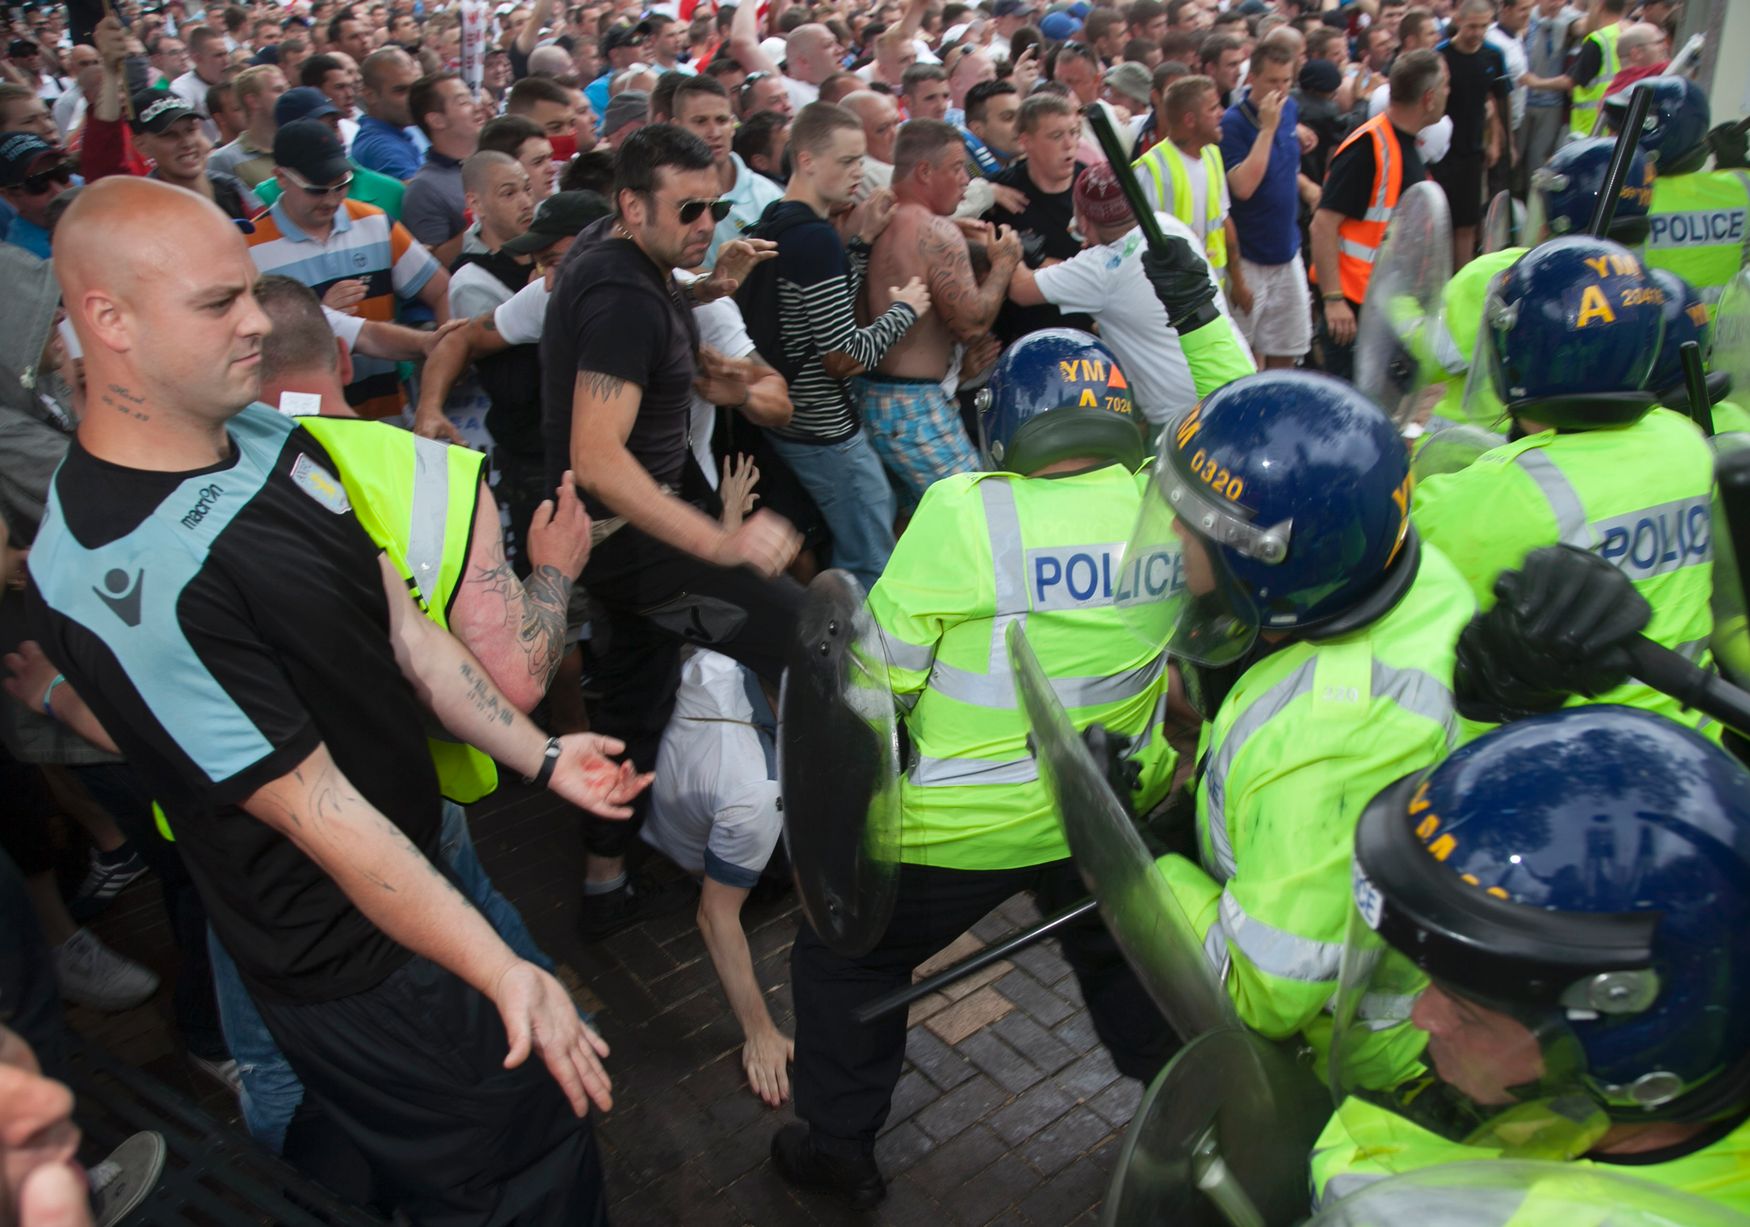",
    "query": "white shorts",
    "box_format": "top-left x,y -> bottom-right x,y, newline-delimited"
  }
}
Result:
1232,253 -> 1313,360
